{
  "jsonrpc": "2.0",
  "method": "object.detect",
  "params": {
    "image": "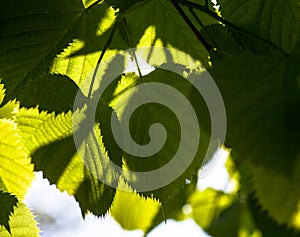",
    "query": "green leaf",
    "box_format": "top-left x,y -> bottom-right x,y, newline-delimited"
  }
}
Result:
209,50 -> 300,228
110,179 -> 160,232
0,191 -> 18,233
0,202 -> 40,237
252,159 -> 300,229
50,3 -> 119,86
0,119 -> 34,198
207,201 -> 262,237
16,108 -> 119,217
188,188 -> 234,230
118,0 -> 210,68
111,69 -> 211,201
0,0 -> 116,104
248,195 -> 300,237
0,84 -> 19,119
19,74 -> 85,113
210,51 -> 299,173
218,0 -> 300,53
146,179 -> 198,235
